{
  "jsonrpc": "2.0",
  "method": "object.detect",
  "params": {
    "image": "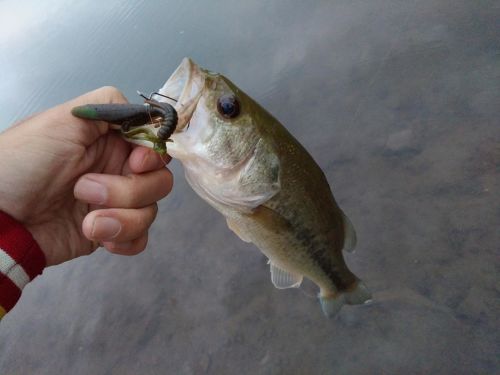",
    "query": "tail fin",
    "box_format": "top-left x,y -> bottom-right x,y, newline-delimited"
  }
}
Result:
319,294 -> 346,317
345,281 -> 372,305
318,281 -> 372,318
